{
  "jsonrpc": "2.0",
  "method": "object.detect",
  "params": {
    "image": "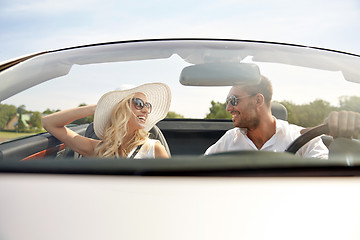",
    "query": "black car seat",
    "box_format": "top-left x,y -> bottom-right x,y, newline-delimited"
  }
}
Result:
84,122 -> 171,157
271,102 -> 288,121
